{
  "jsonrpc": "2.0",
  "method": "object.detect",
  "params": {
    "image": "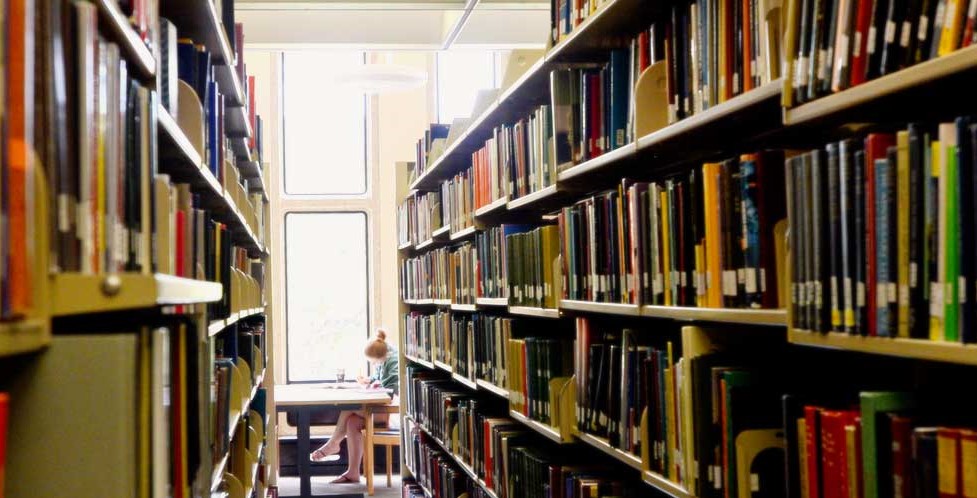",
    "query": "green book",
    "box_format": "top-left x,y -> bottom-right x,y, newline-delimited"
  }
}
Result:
944,143 -> 960,342
860,392 -> 915,498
